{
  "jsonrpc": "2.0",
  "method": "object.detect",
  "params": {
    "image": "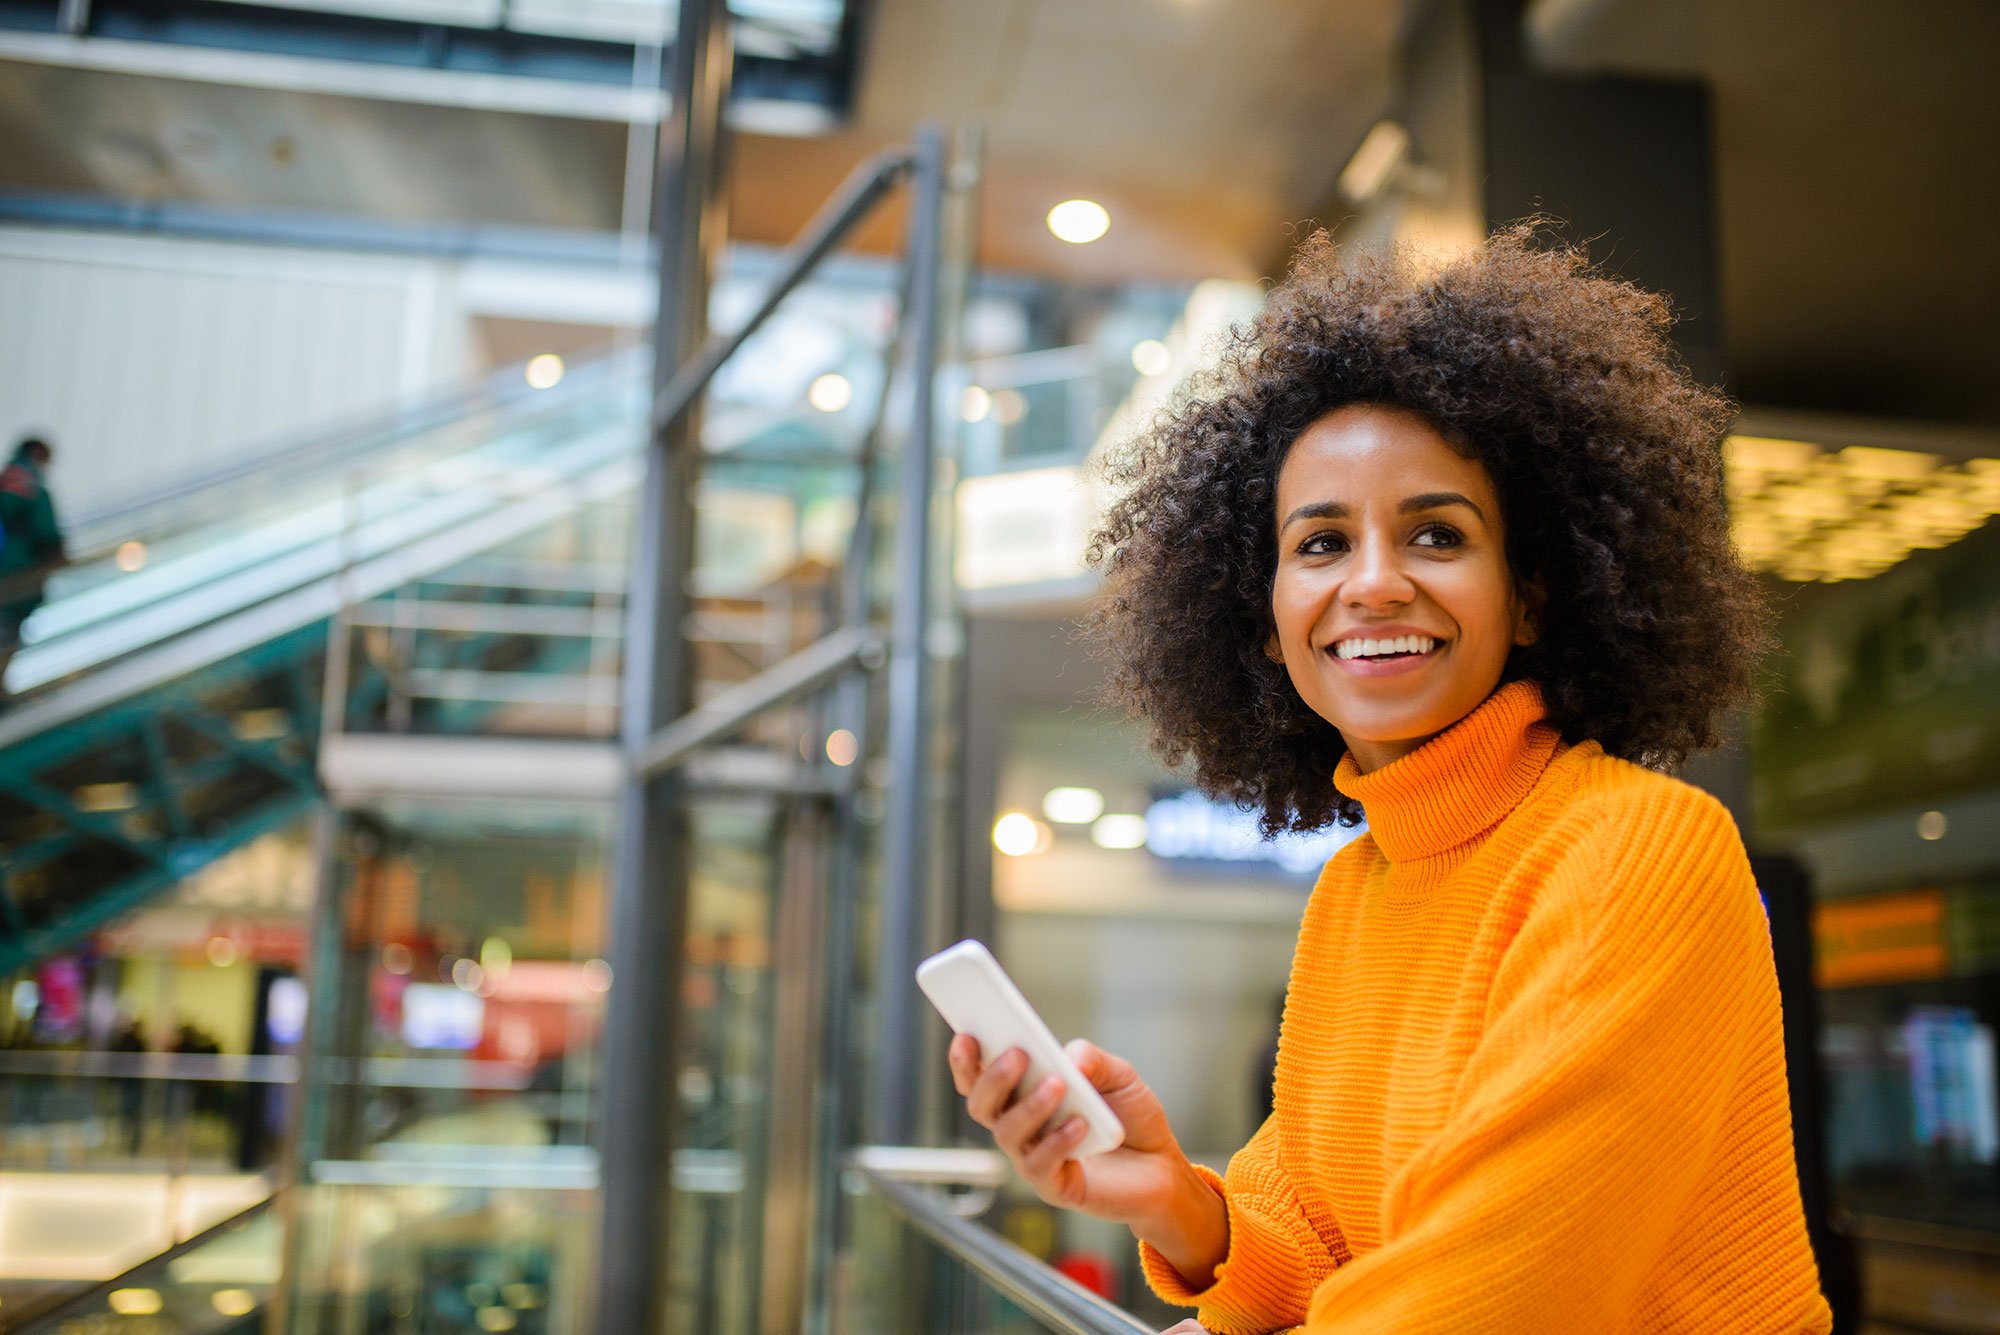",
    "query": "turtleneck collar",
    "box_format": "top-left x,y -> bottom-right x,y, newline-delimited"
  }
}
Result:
1332,678 -> 1562,863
